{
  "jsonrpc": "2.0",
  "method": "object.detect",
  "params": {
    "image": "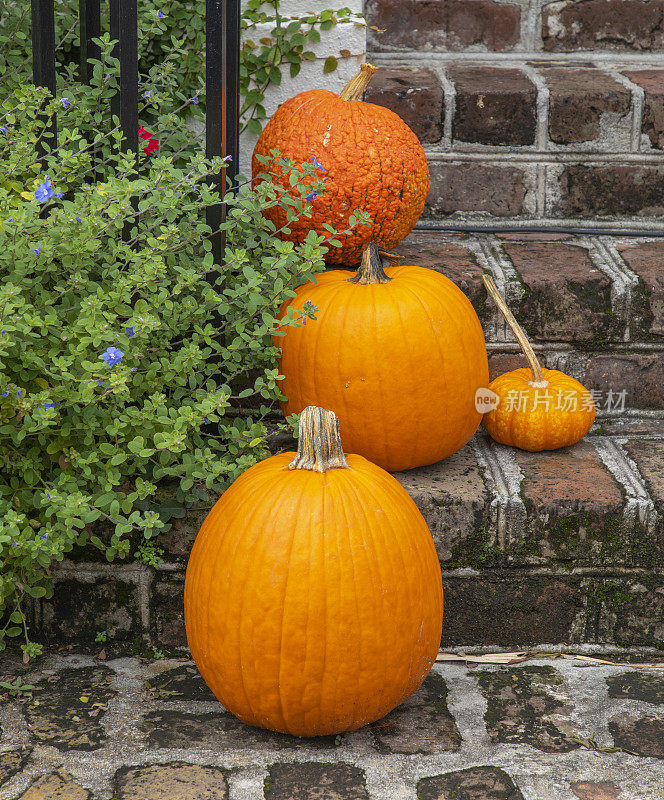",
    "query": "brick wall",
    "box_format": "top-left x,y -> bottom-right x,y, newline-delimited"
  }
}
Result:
364,0 -> 664,226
